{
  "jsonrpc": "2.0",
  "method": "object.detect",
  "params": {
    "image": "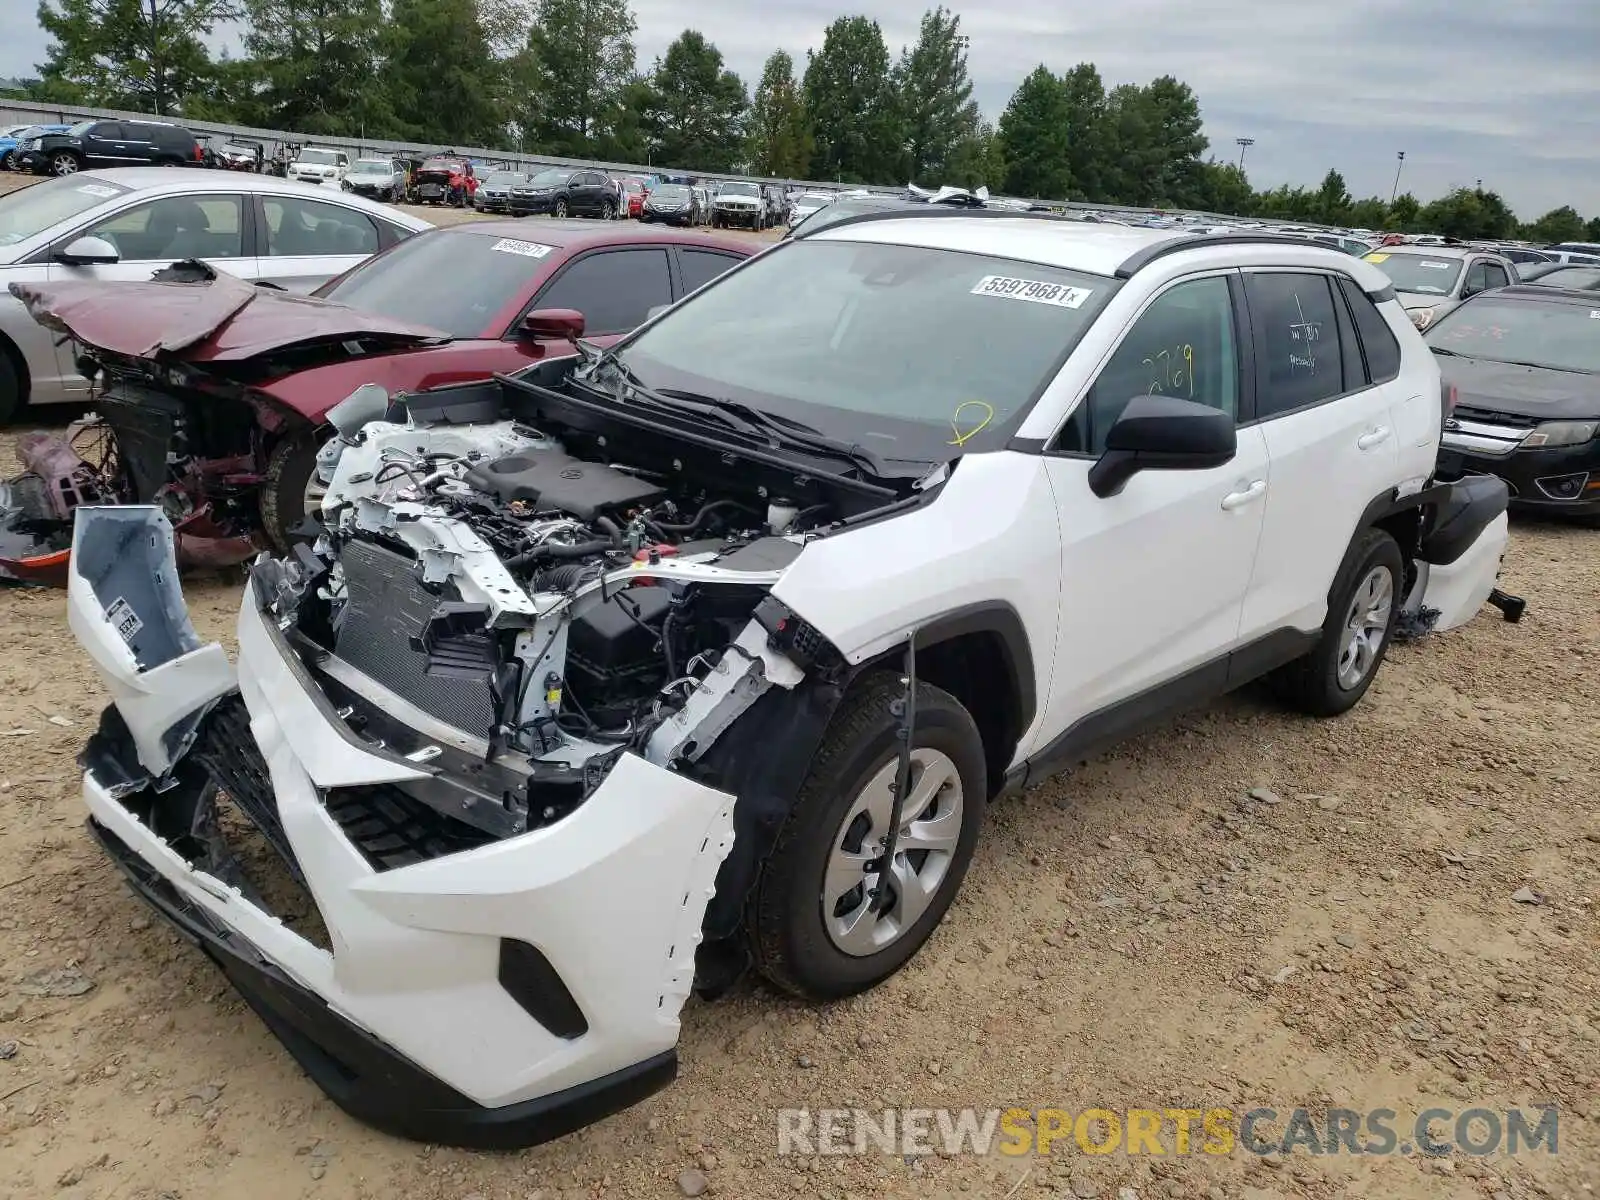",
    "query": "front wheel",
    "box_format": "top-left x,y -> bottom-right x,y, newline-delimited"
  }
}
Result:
554,197 -> 569,218
50,151 -> 80,176
1268,528 -> 1403,717
746,673 -> 986,1001
0,151 -> 12,171
260,431 -> 326,553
